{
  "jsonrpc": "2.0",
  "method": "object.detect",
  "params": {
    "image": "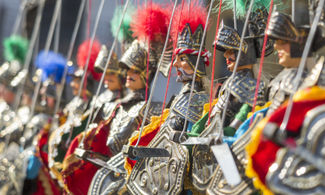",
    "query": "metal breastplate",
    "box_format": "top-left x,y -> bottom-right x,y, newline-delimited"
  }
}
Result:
267,68 -> 307,115
106,101 -> 145,156
167,85 -> 209,131
211,70 -> 265,125
88,152 -> 129,195
266,105 -> 325,195
127,85 -> 208,195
